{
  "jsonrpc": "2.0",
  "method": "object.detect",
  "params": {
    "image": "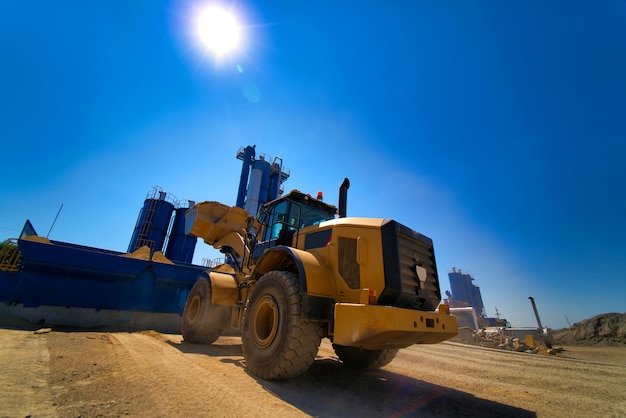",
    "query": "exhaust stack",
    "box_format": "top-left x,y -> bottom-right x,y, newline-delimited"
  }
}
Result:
338,178 -> 350,218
